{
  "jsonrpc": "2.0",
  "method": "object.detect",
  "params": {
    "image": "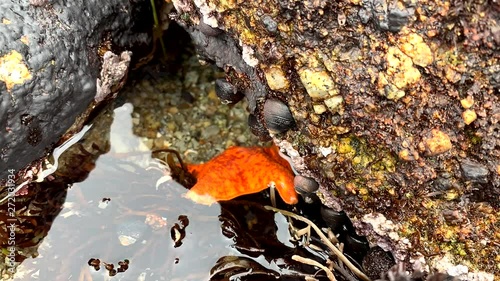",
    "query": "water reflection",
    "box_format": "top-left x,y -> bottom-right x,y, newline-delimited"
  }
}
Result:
5,102 -> 329,281
9,103 -> 231,280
